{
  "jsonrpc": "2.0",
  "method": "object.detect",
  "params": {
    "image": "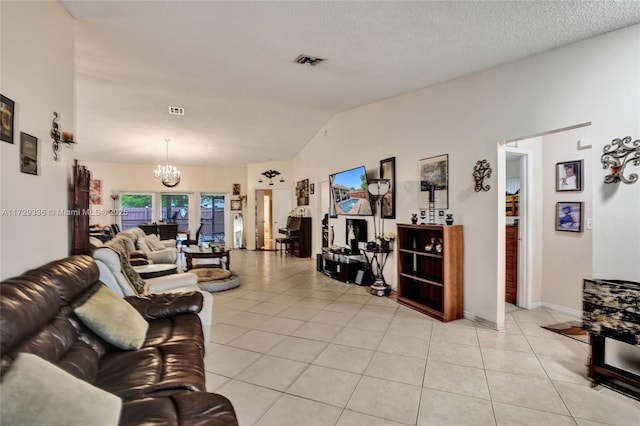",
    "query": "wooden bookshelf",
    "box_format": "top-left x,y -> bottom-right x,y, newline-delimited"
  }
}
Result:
396,224 -> 464,322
